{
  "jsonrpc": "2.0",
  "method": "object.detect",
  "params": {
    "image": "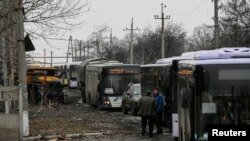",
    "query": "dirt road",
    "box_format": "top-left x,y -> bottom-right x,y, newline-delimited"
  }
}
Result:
28,89 -> 174,141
